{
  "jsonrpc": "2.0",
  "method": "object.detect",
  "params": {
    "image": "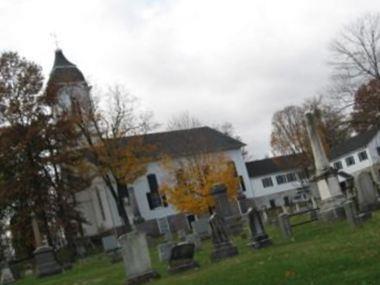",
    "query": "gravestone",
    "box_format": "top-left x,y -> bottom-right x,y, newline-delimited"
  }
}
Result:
343,200 -> 359,228
34,245 -> 63,277
247,207 -> 272,249
305,112 -> 345,220
211,184 -> 243,235
102,235 -> 122,263
0,263 -> 15,285
191,218 -> 211,239
356,172 -> 379,212
157,242 -> 175,262
157,217 -> 172,241
177,229 -> 186,241
278,213 -> 292,239
119,231 -> 159,285
168,242 -> 199,273
209,213 -> 238,262
185,233 -> 202,250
